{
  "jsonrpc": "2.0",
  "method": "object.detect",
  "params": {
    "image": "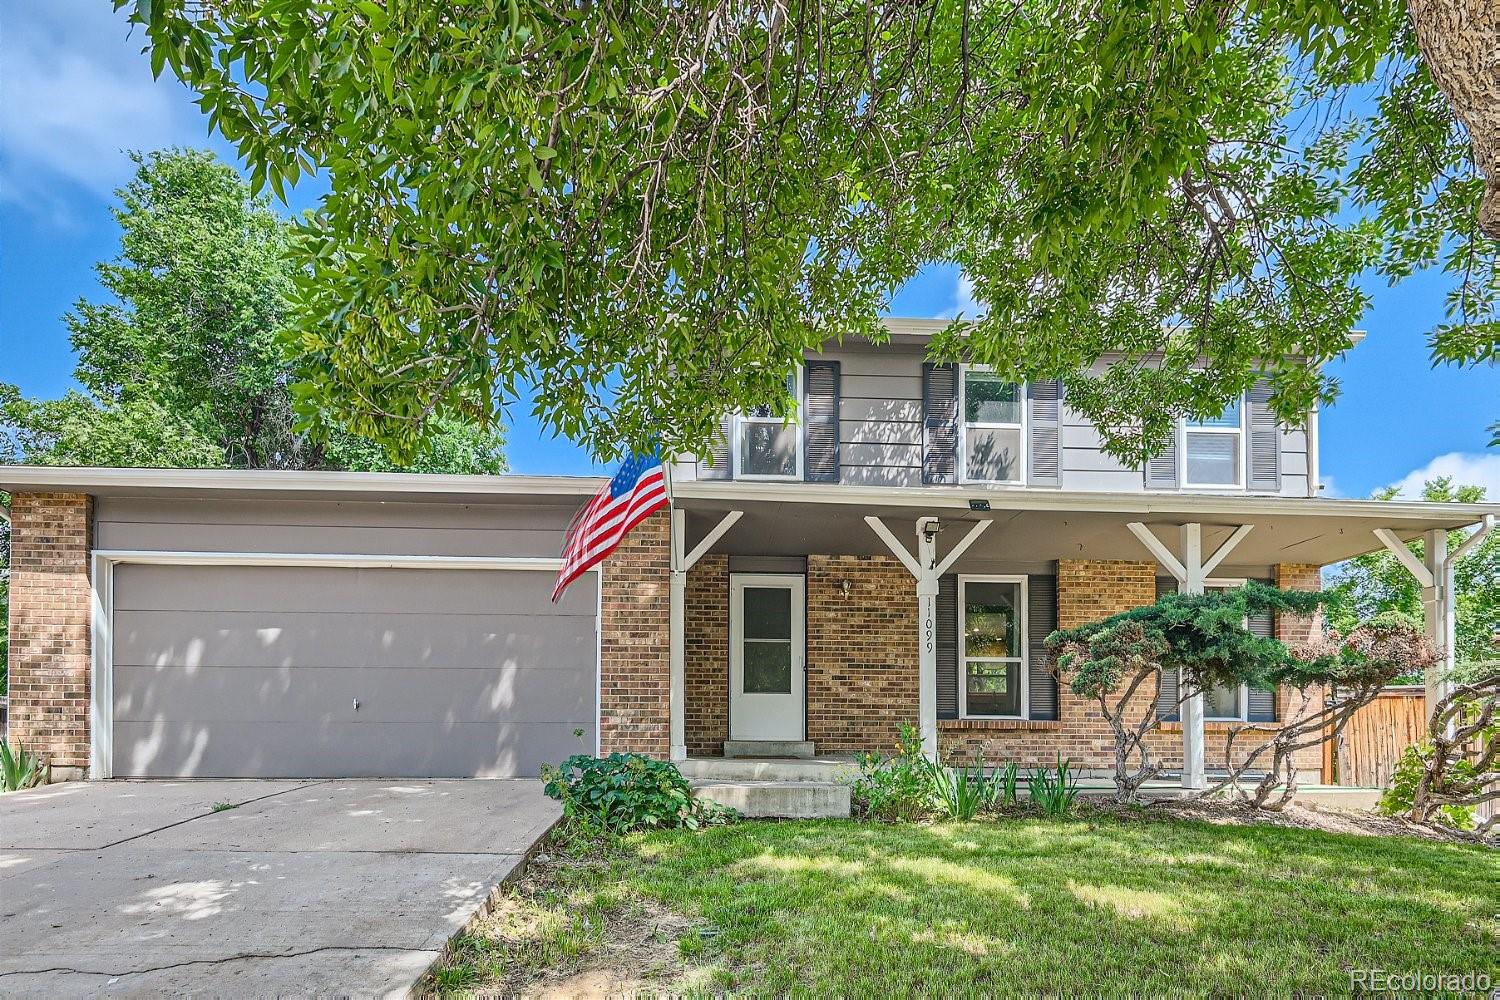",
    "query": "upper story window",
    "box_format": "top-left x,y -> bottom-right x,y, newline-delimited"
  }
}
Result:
1181,396 -> 1244,489
961,367 -> 1025,485
733,369 -> 803,480
959,576 -> 1028,719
